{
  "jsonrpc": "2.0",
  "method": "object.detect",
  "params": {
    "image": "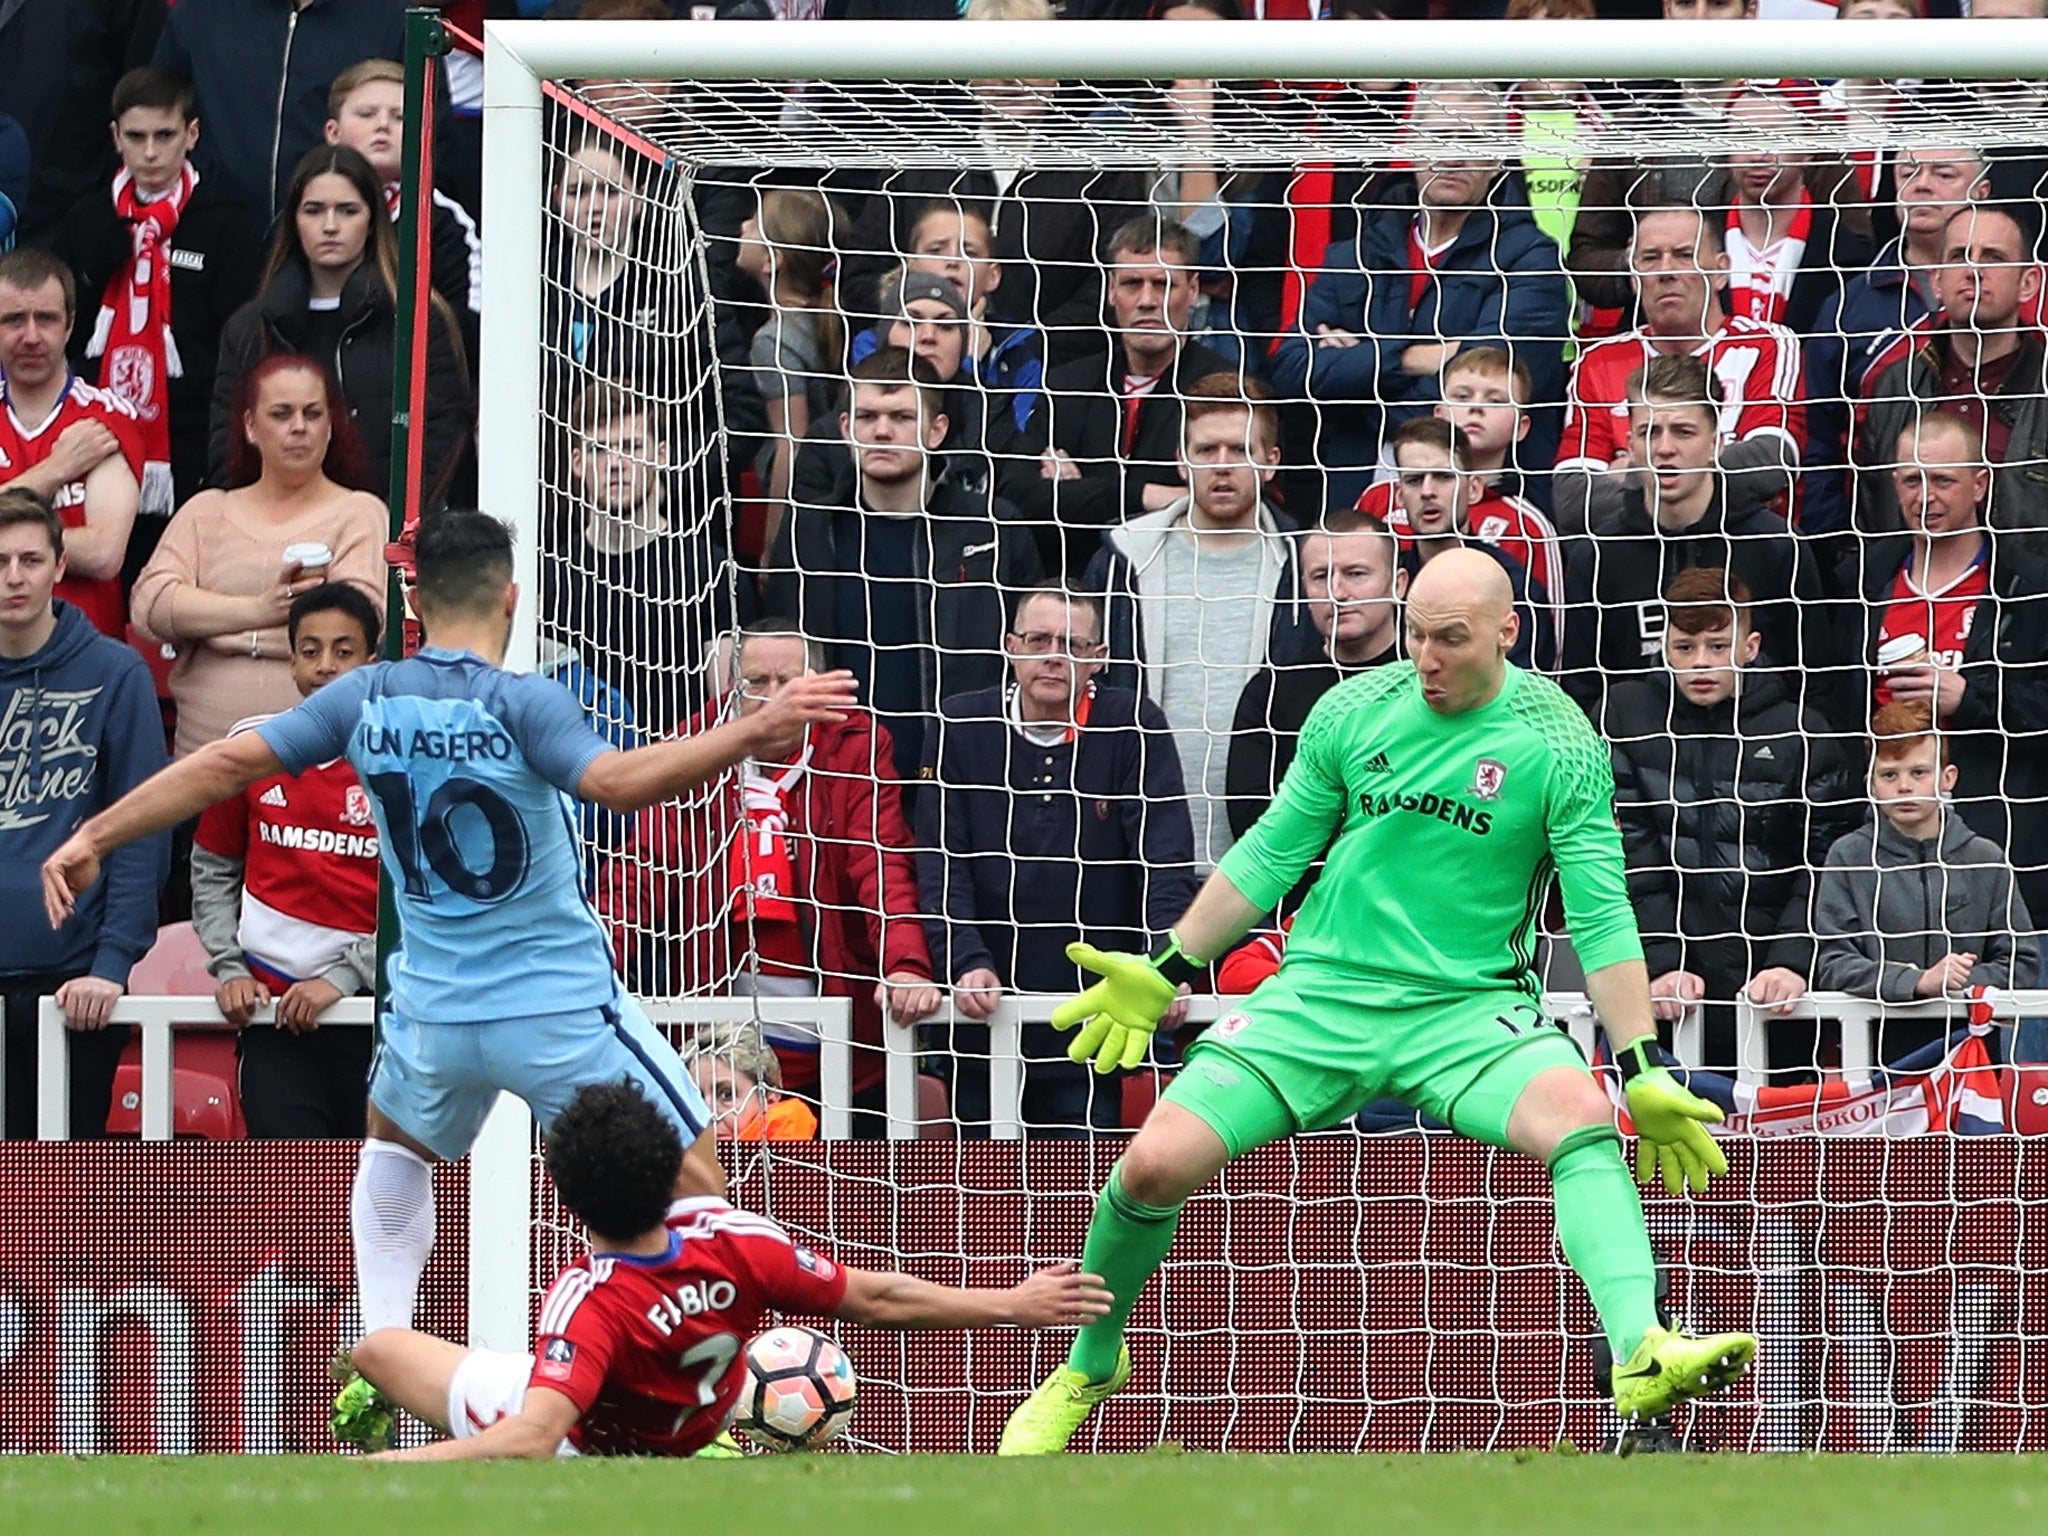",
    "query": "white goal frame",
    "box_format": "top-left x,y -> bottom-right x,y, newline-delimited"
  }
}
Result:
470,17 -> 2048,1358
